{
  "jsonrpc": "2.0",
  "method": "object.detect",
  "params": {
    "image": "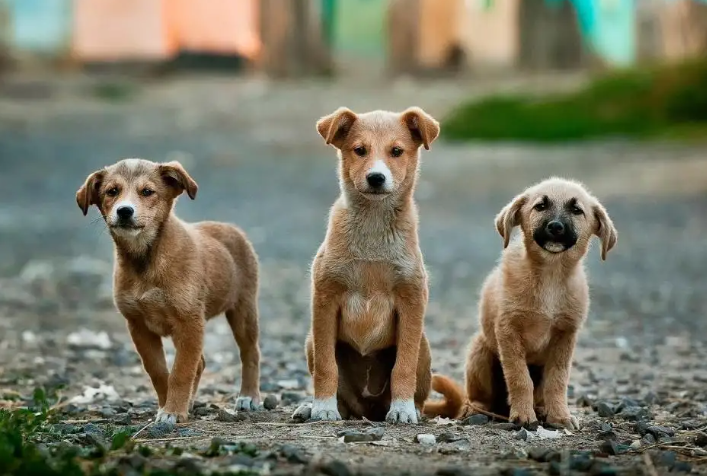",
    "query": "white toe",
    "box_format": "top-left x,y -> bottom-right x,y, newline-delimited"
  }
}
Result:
310,396 -> 342,421
385,399 -> 418,424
